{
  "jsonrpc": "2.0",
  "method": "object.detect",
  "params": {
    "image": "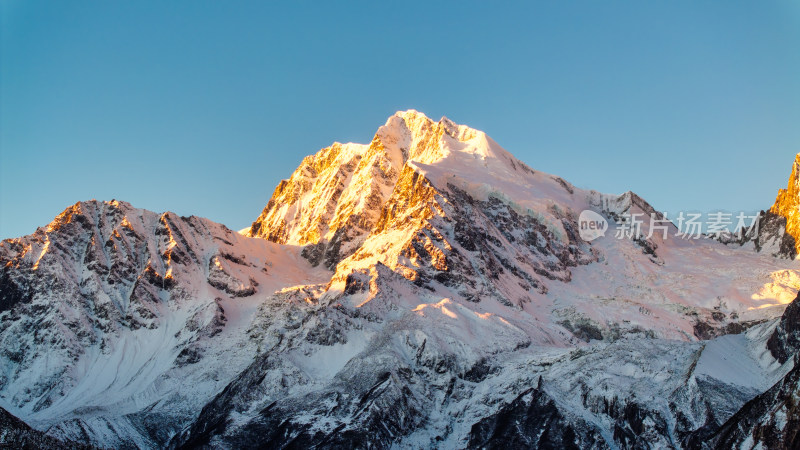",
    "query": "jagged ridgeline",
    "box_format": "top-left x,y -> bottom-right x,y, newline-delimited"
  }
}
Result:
1,110 -> 800,448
